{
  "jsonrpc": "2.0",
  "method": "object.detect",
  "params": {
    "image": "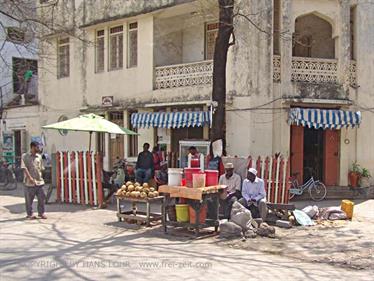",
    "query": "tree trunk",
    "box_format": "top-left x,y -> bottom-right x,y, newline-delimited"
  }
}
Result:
211,0 -> 234,150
